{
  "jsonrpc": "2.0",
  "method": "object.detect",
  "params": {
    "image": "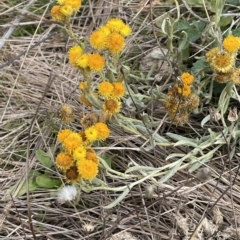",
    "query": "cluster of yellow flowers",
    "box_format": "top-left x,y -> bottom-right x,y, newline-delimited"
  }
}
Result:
165,72 -> 199,125
51,0 -> 132,183
68,18 -> 131,73
69,46 -> 105,72
90,18 -> 131,54
51,0 -> 81,22
206,35 -> 240,84
56,117 -> 110,182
